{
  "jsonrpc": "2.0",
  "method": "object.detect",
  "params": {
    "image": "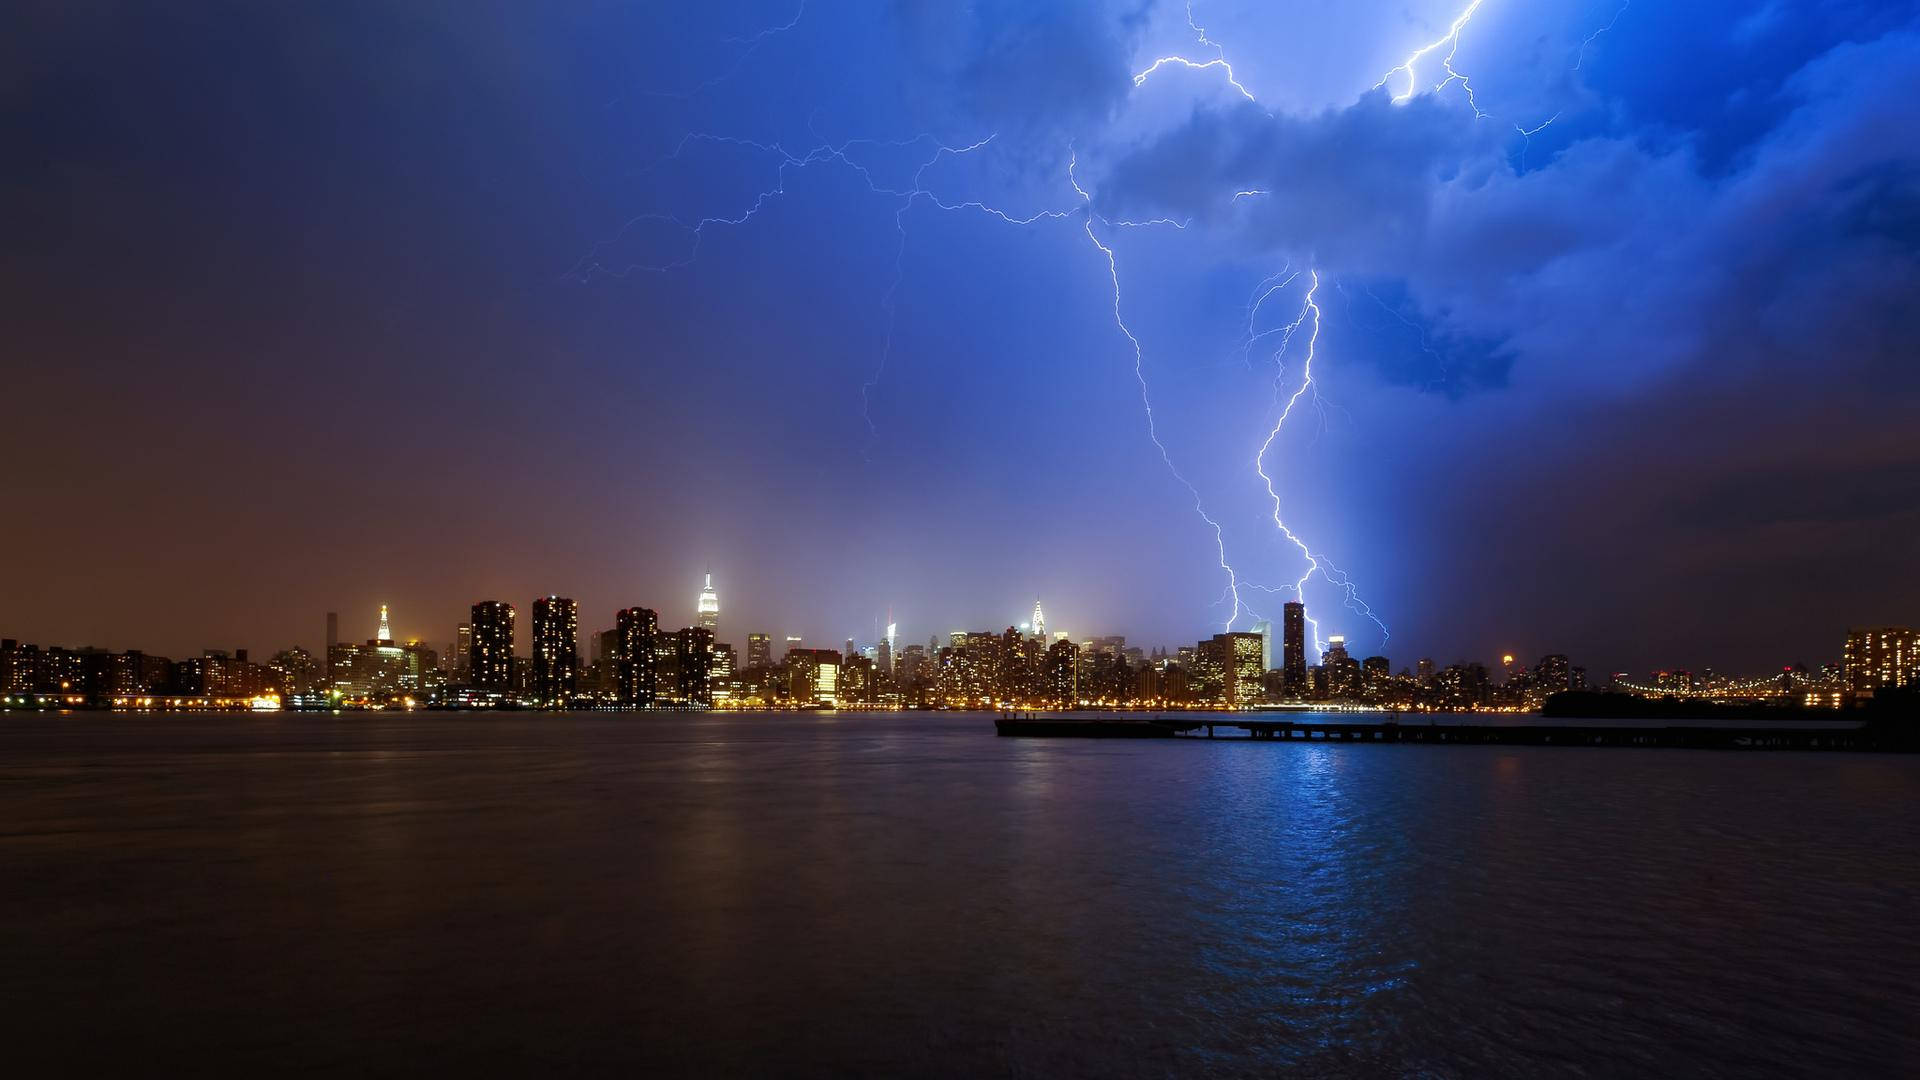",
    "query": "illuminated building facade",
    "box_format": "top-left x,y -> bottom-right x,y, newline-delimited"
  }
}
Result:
697,573 -> 719,635
746,633 -> 771,669
785,647 -> 840,705
674,626 -> 714,708
1322,636 -> 1359,699
531,596 -> 579,705
469,601 -> 515,691
1282,601 -> 1306,697
615,607 -> 658,707
710,642 -> 735,703
1844,627 -> 1918,697
1203,632 -> 1264,707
